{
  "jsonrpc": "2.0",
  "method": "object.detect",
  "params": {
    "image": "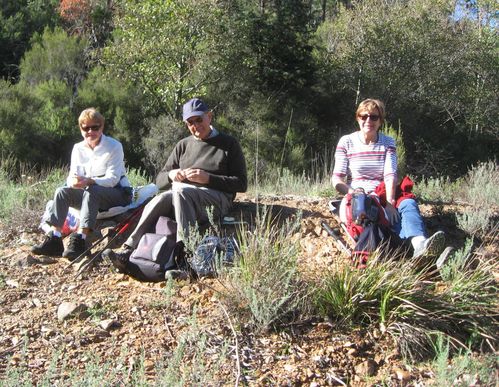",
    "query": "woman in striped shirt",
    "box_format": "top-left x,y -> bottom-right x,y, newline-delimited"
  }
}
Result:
332,99 -> 445,258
